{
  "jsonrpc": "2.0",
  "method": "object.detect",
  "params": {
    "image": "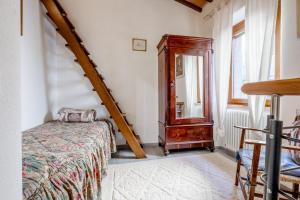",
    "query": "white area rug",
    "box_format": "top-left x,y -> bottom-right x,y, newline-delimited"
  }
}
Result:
102,153 -> 243,200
